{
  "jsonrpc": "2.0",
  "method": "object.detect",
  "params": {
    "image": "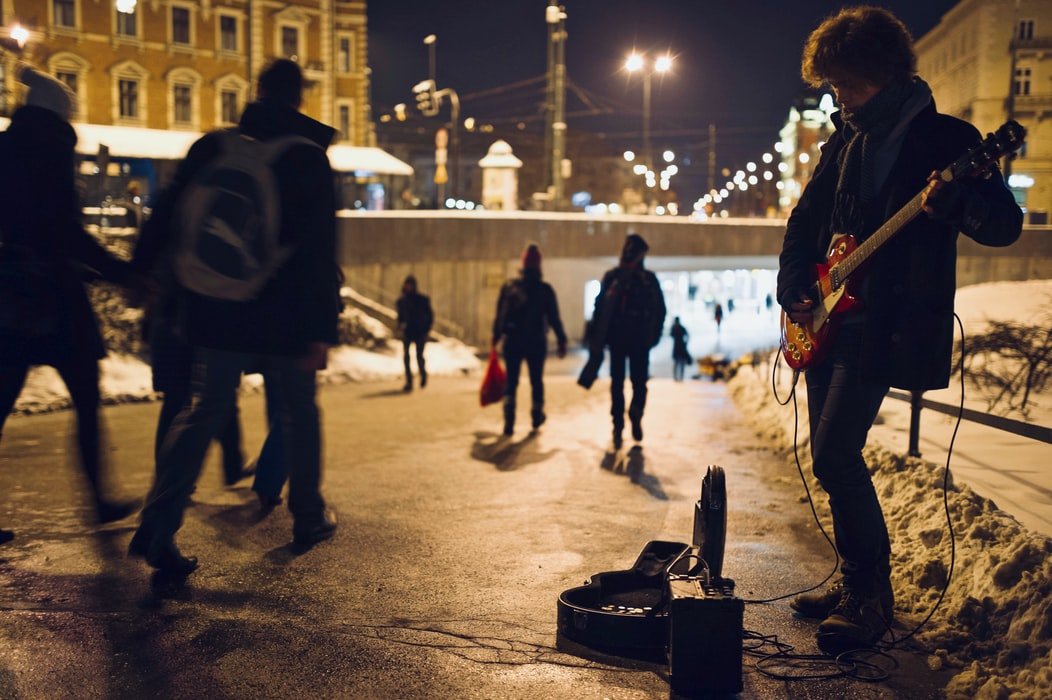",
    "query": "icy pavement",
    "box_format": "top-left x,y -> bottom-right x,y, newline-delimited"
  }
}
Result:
0,375 -> 948,698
